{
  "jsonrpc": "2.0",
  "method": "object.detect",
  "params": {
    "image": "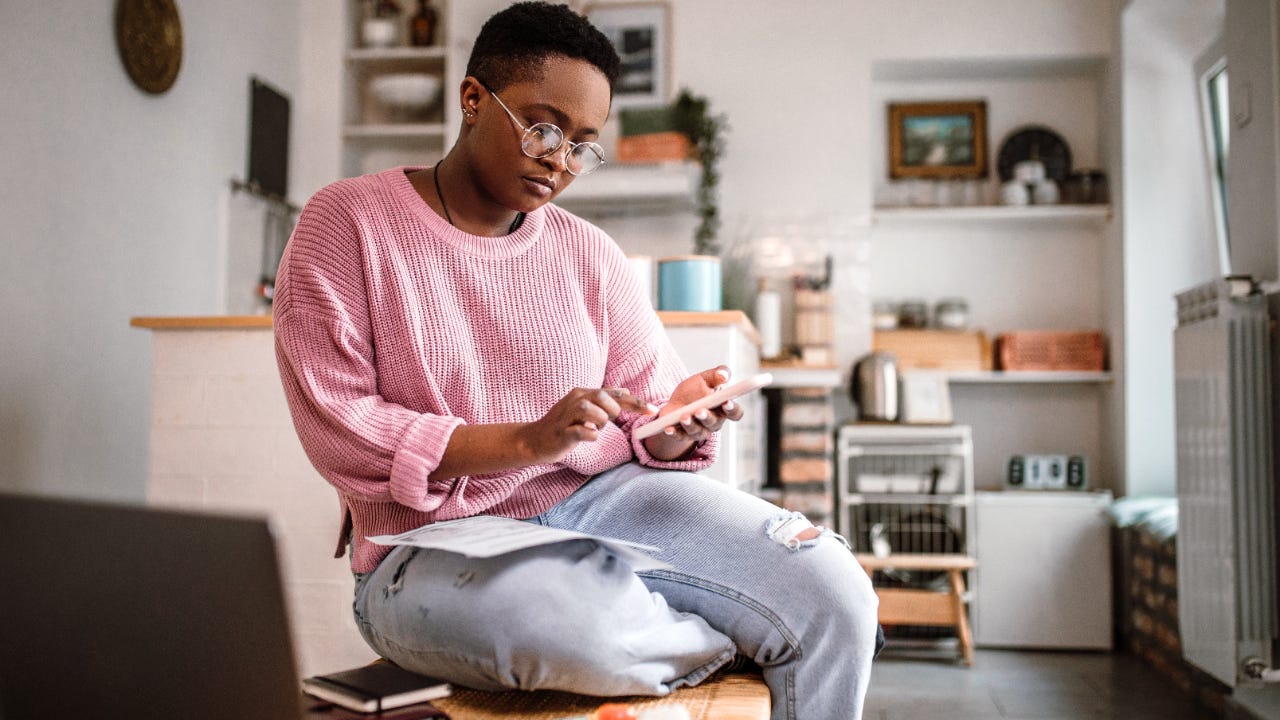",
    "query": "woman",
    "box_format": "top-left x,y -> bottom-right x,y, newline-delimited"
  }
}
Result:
273,3 -> 879,719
